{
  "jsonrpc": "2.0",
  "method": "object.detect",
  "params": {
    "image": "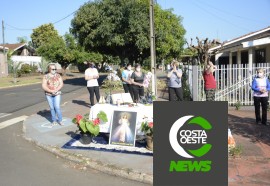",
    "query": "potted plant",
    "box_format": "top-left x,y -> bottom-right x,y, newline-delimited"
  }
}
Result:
72,111 -> 108,144
141,120 -> 153,151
